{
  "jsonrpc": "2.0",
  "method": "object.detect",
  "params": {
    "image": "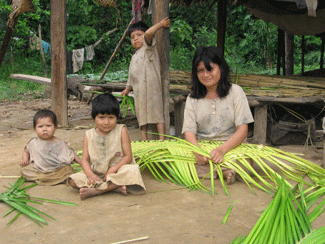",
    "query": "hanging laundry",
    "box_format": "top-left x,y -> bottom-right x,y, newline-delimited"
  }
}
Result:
85,45 -> 95,61
132,0 -> 145,23
72,48 -> 85,73
41,40 -> 51,54
147,0 -> 152,15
